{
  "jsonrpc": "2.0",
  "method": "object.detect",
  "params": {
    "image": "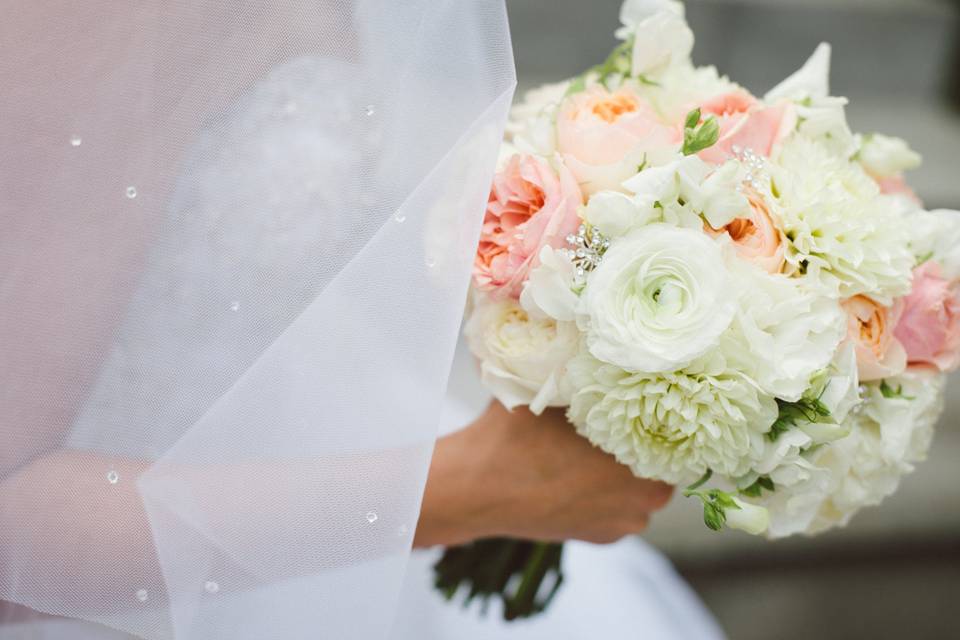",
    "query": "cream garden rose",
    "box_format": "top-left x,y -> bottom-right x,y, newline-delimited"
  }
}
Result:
464,294 -> 578,414
577,225 -> 737,372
